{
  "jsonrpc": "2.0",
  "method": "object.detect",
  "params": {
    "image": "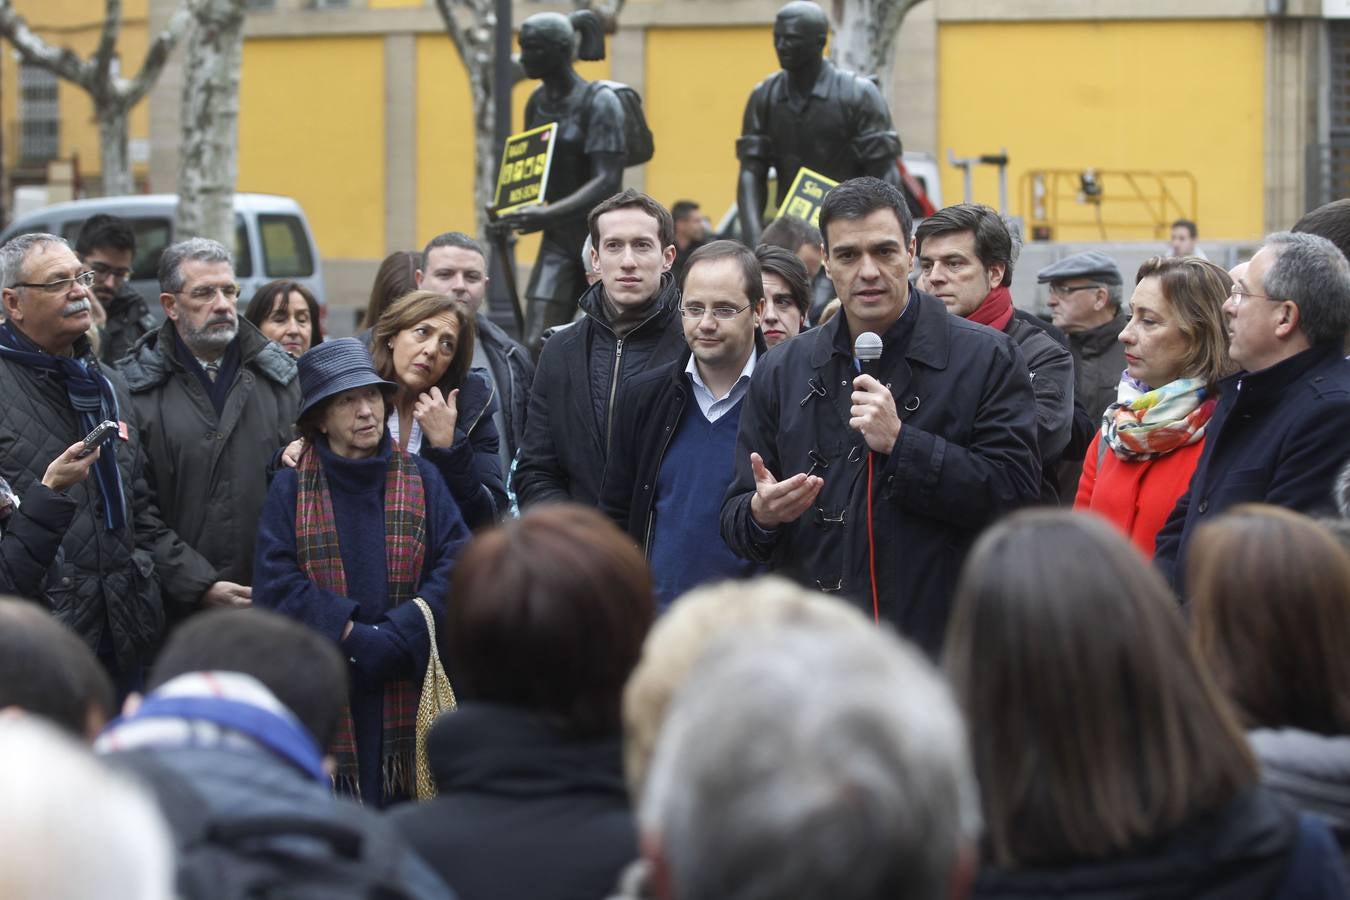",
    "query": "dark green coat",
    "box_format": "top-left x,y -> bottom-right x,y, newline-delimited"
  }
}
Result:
119,318 -> 300,607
